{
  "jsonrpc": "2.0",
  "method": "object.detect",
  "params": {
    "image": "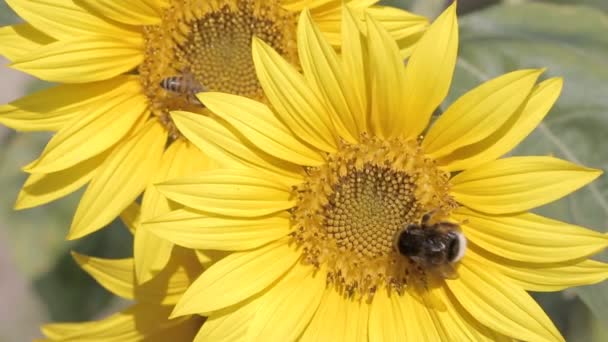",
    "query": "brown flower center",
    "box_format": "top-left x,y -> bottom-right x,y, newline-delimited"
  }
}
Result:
291,135 -> 458,298
139,0 -> 298,139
